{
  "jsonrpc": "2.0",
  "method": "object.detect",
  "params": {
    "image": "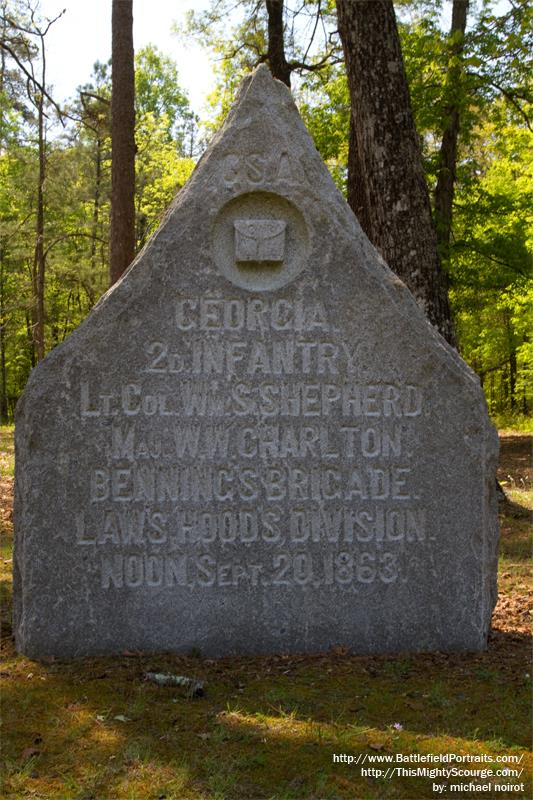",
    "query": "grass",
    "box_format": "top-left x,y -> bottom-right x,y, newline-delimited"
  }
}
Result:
490,413 -> 533,435
0,424 -> 14,477
0,427 -> 531,799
